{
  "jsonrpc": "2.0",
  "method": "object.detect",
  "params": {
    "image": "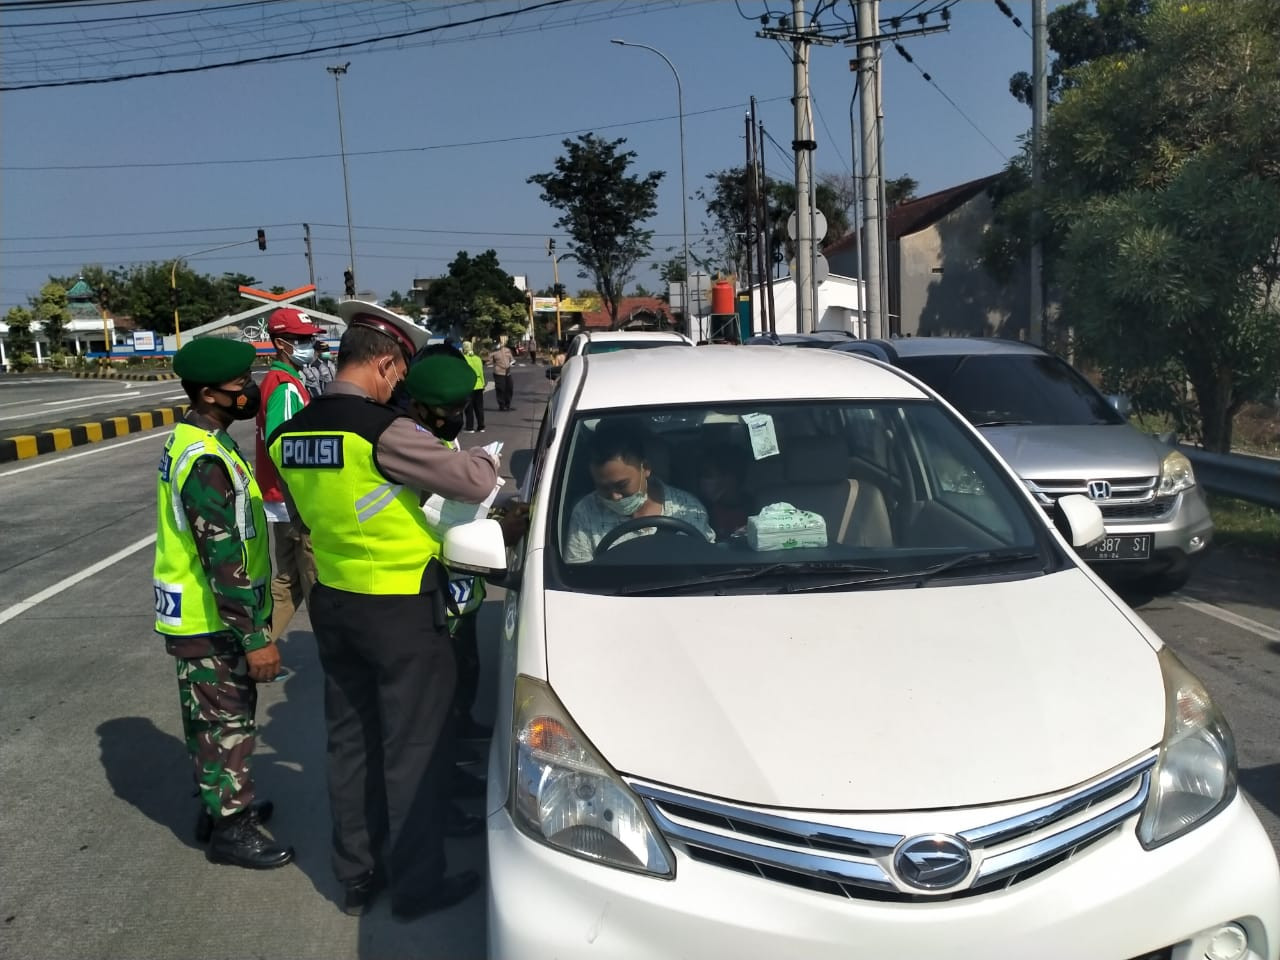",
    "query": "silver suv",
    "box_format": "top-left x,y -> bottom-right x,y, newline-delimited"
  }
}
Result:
835,337 -> 1213,594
